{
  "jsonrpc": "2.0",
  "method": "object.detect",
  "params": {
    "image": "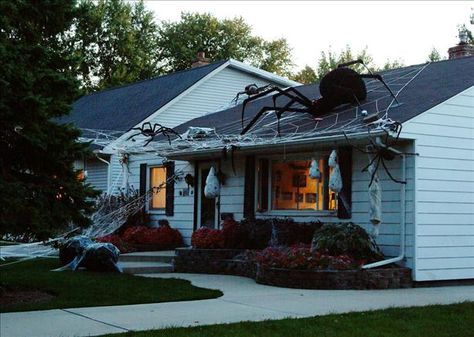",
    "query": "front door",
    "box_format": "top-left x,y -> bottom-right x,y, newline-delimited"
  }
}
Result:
197,164 -> 219,228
